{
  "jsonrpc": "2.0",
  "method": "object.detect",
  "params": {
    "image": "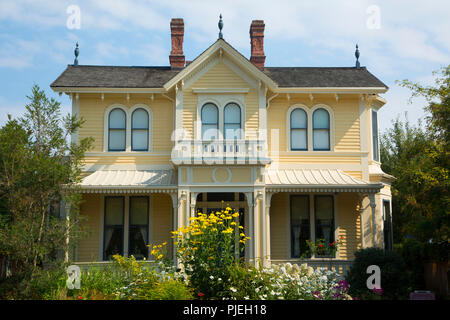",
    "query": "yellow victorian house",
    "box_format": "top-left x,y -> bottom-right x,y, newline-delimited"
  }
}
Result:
51,17 -> 394,274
